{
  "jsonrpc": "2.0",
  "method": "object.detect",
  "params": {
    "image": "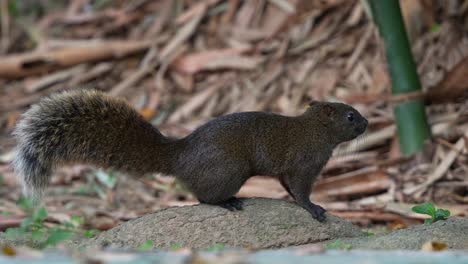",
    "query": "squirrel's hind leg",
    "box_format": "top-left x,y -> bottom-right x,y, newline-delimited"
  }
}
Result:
193,160 -> 250,211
